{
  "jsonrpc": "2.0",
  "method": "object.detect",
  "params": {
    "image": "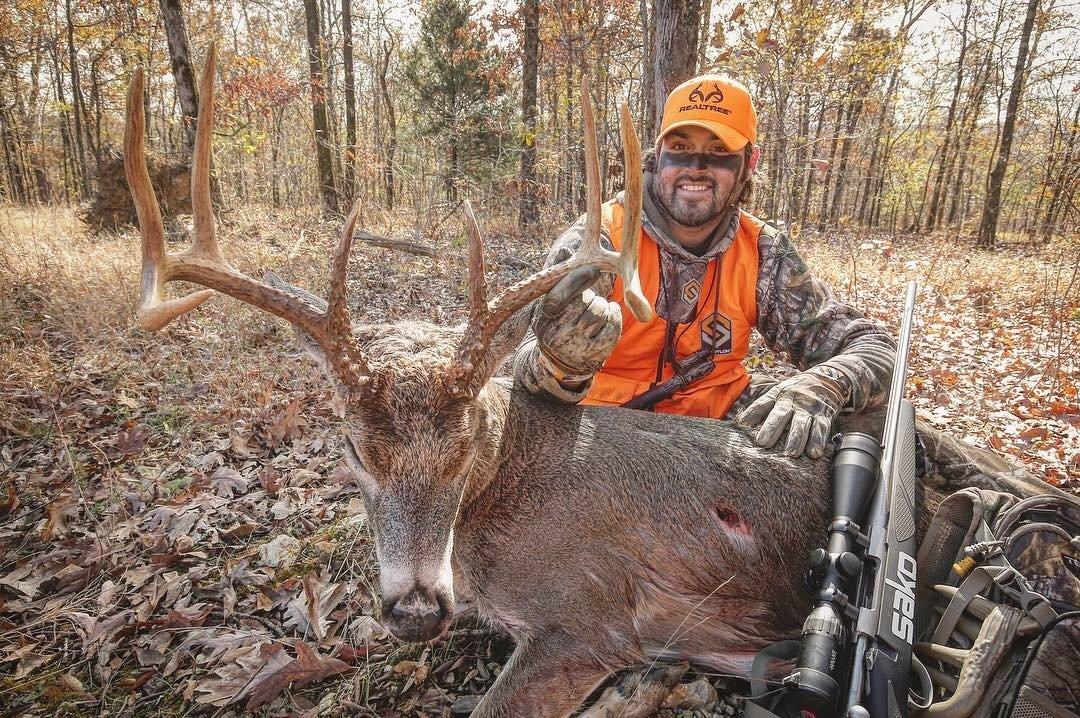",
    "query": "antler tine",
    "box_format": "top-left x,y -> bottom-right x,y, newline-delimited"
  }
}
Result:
126,66 -> 216,331
462,201 -> 488,320
582,75 -> 602,249
615,103 -> 652,321
125,46 -> 373,395
324,198 -> 374,385
326,198 -> 361,334
190,42 -> 222,261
